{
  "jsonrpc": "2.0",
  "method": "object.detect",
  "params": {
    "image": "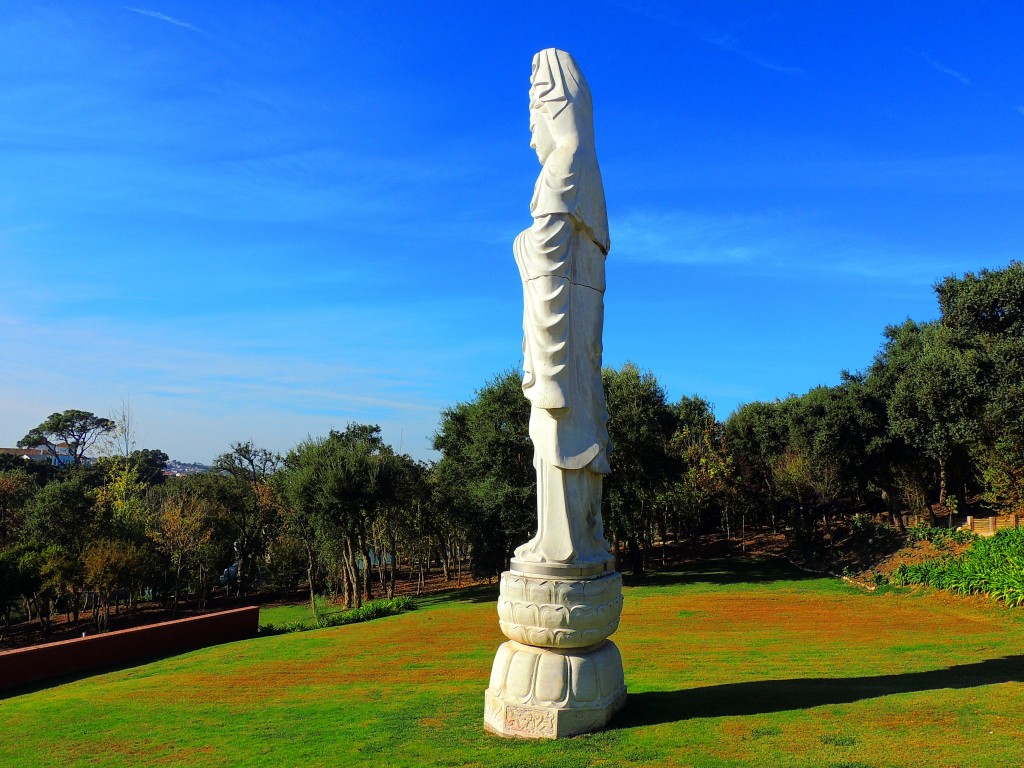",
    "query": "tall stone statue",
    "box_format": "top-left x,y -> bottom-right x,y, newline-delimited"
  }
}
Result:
513,47 -> 613,571
485,48 -> 626,740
